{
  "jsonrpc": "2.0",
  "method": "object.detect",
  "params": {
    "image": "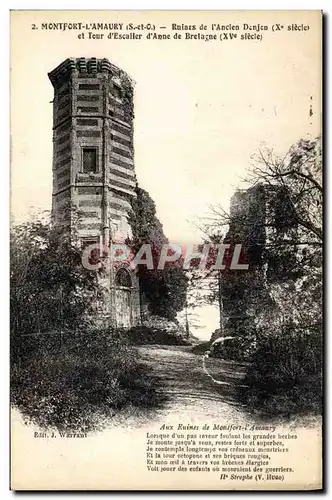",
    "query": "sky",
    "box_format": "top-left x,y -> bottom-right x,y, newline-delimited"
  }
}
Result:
10,11 -> 321,339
